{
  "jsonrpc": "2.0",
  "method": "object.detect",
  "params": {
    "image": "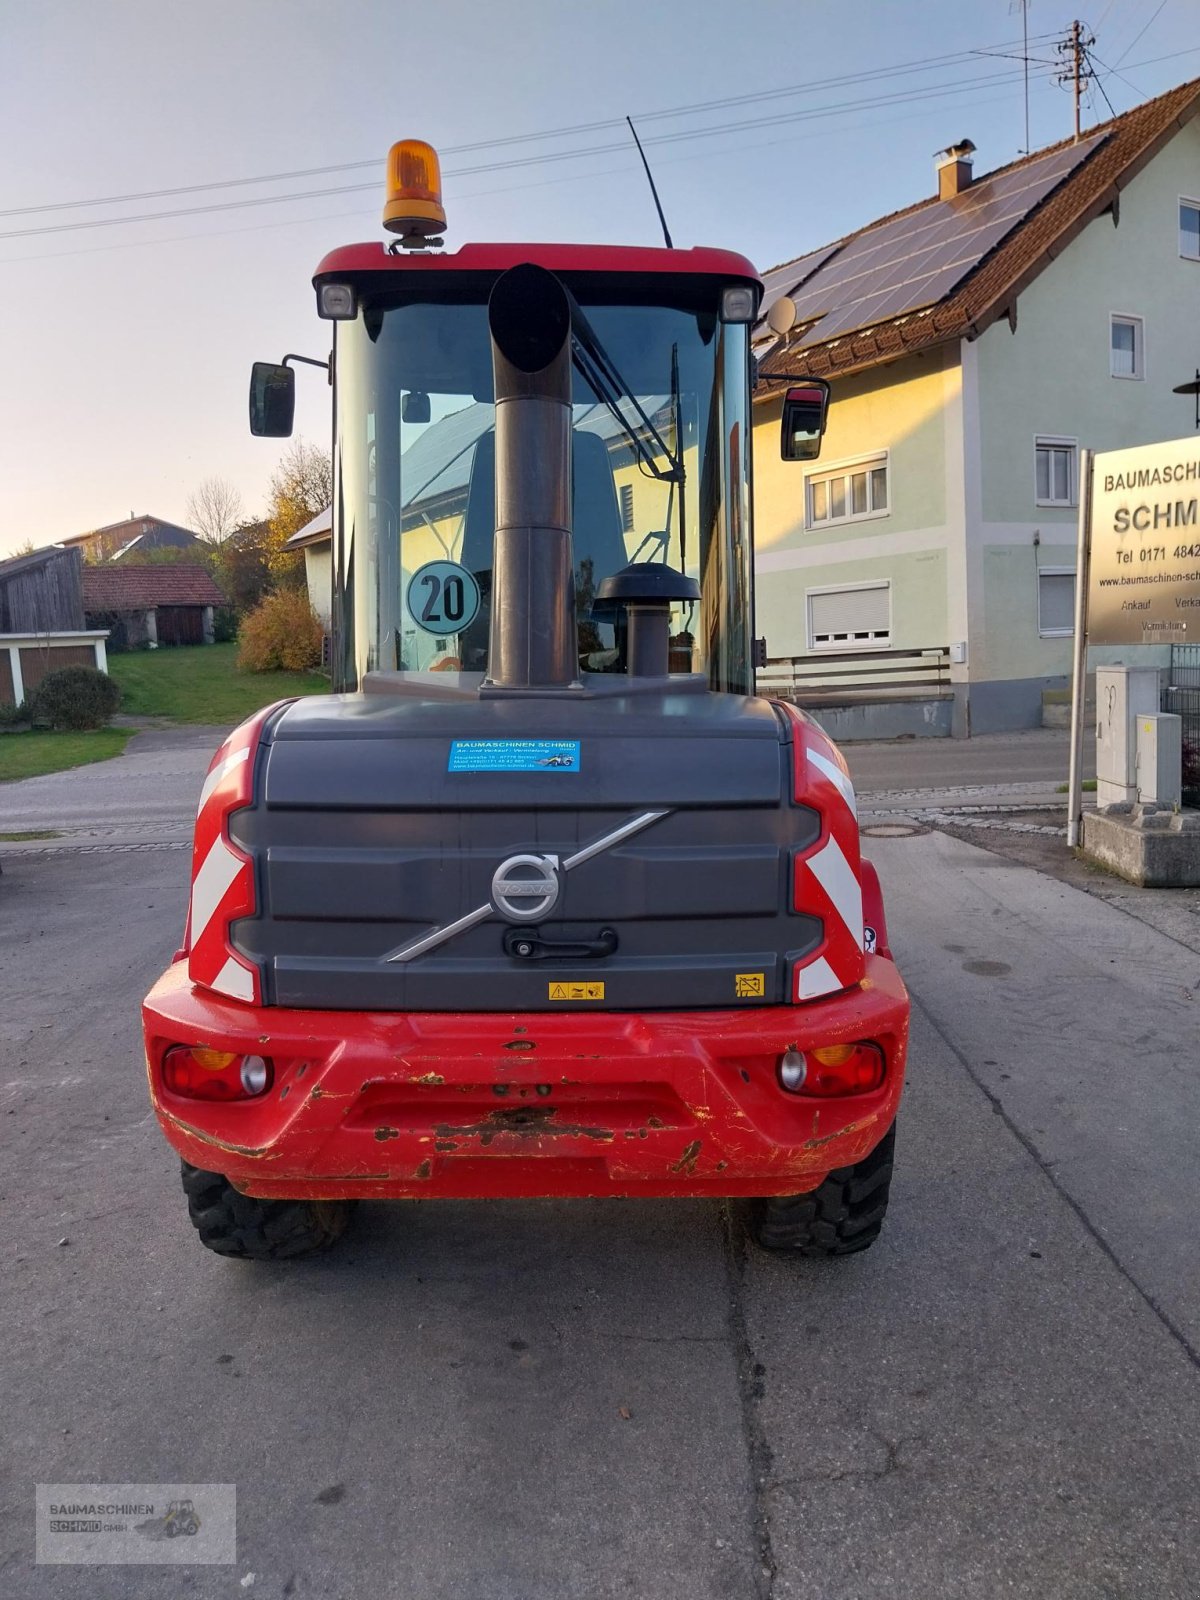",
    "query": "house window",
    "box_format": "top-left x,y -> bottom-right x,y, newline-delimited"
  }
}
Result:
806,452 -> 889,529
1038,569 -> 1075,637
807,581 -> 891,650
1181,200 -> 1200,260
619,482 -> 635,533
1035,437 -> 1077,506
1110,314 -> 1143,379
